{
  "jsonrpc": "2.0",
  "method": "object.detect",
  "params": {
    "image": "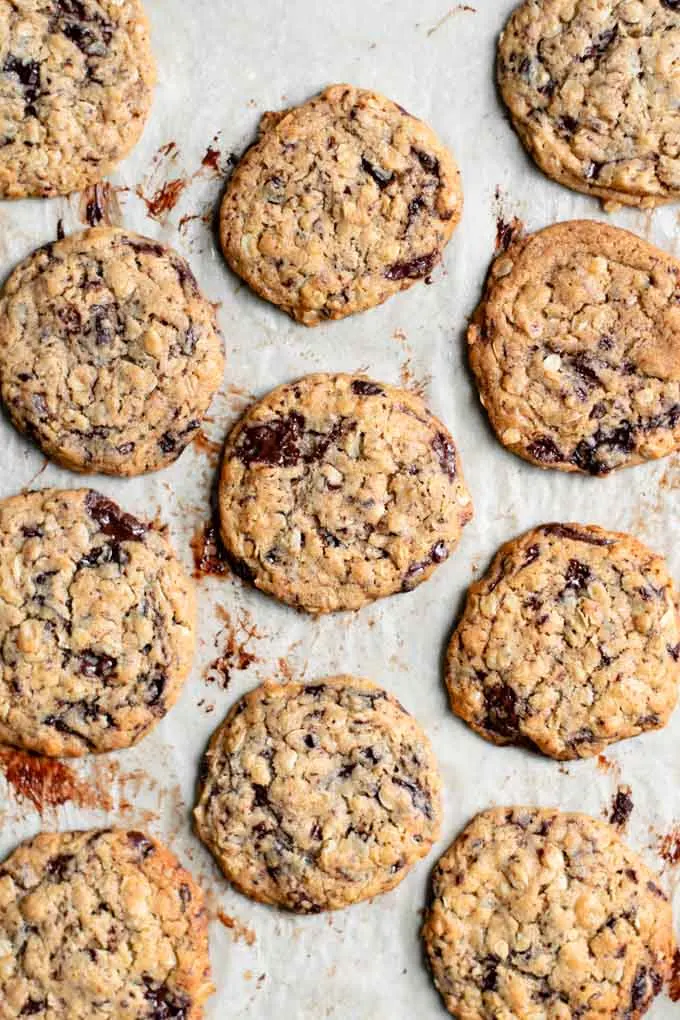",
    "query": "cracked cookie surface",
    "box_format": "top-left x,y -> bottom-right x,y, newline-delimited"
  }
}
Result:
422,807 -> 674,1020
219,84 -> 462,325
0,0 -> 155,198
0,488 -> 195,756
468,220 -> 680,474
0,227 -> 224,476
446,523 -> 680,759
218,372 -> 473,613
0,828 -> 213,1019
194,676 -> 442,912
498,0 -> 680,208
